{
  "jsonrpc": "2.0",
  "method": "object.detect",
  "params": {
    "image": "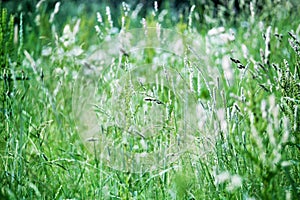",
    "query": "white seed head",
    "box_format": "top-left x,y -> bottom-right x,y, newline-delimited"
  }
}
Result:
49,2 -> 61,23
121,16 -> 125,31
267,123 -> 276,147
250,1 -> 255,23
106,6 -> 113,28
97,12 -> 103,23
95,25 -> 101,34
214,171 -> 230,185
122,2 -> 130,17
264,26 -> 271,64
241,44 -> 248,58
154,1 -> 158,13
261,99 -> 267,118
158,9 -> 168,22
227,175 -> 242,191
36,0 -> 46,9
131,3 -> 143,19
222,55 -> 233,83
156,22 -> 161,40
141,18 -> 147,36
271,149 -> 281,166
188,5 -> 196,32
282,116 -> 290,144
